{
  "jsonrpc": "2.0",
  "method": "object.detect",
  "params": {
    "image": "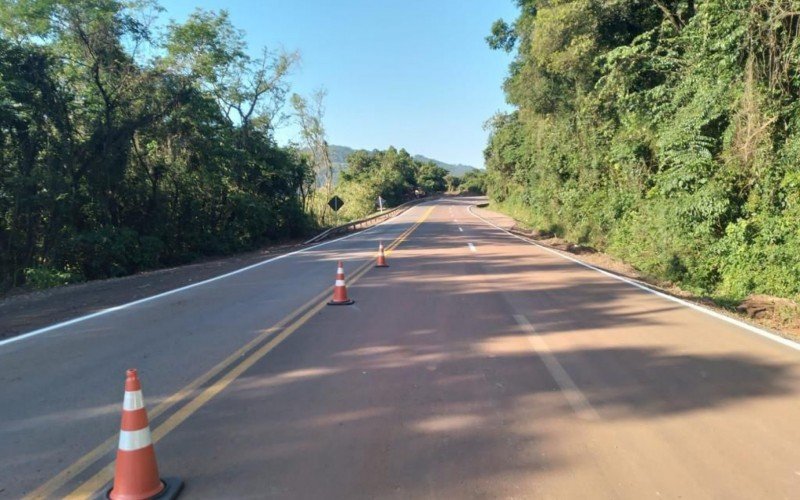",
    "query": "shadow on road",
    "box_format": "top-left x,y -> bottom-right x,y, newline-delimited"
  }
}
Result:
8,208 -> 799,498
157,223 -> 798,497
